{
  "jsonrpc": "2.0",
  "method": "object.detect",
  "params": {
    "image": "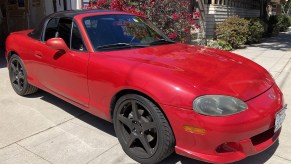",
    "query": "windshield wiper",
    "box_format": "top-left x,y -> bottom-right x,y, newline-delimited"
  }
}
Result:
150,39 -> 175,45
96,43 -> 148,51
